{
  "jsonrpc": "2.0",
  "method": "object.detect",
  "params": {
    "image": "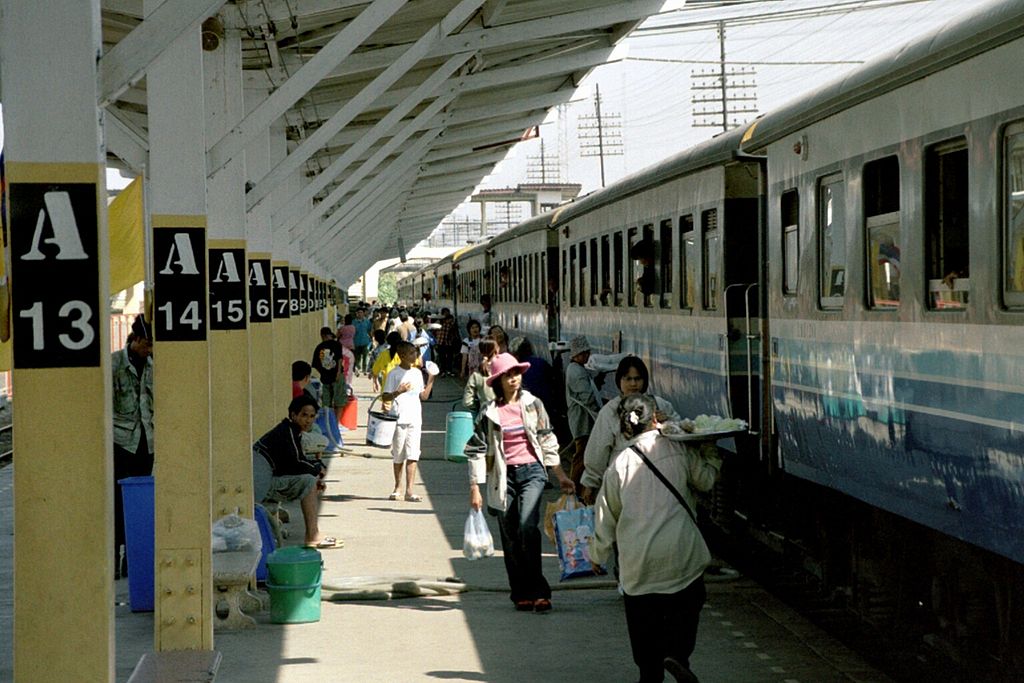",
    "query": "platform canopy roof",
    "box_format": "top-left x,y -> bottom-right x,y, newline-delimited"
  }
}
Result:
92,0 -> 669,287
